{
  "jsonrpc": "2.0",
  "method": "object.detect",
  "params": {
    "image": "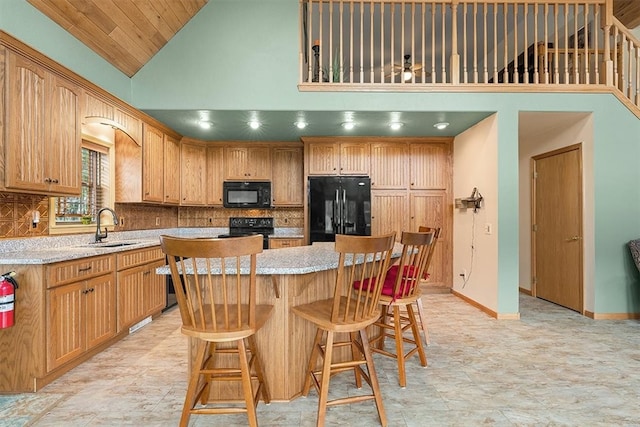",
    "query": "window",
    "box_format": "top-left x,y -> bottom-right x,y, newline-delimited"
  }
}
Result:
50,138 -> 114,233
